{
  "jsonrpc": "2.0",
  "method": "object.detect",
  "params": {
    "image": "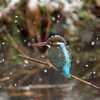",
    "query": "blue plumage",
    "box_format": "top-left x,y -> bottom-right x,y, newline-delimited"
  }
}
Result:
60,43 -> 72,78
47,35 -> 72,78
